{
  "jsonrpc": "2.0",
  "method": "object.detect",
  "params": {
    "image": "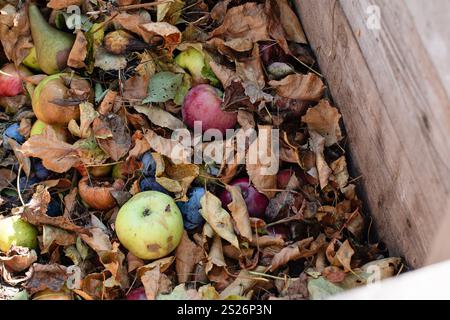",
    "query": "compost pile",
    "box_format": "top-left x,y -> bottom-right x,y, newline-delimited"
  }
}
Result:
0,0 -> 402,300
